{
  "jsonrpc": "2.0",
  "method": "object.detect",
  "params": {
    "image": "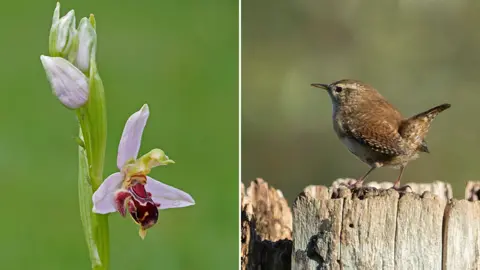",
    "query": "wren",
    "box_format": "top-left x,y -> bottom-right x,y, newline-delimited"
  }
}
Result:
311,79 -> 451,191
